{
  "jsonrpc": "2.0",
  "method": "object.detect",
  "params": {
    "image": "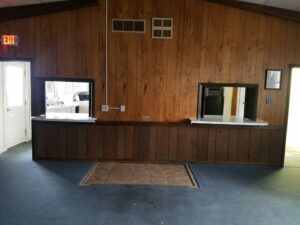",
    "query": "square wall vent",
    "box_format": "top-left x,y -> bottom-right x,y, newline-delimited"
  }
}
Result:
152,18 -> 173,39
112,19 -> 146,33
